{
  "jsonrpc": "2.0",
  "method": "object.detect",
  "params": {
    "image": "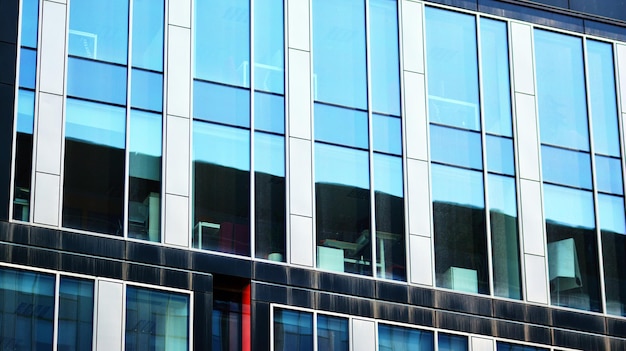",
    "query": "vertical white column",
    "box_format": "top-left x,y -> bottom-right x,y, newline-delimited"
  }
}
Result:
402,0 -> 433,286
352,319 -> 376,351
164,1 -> 192,247
617,45 -> 626,162
287,0 -> 314,267
510,22 -> 549,305
94,280 -> 124,351
471,336 -> 495,351
32,1 -> 67,226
